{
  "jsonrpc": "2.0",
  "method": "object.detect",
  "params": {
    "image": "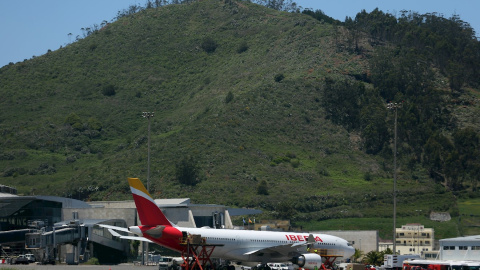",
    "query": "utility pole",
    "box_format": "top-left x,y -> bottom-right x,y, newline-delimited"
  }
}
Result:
387,101 -> 401,255
142,111 -> 154,265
